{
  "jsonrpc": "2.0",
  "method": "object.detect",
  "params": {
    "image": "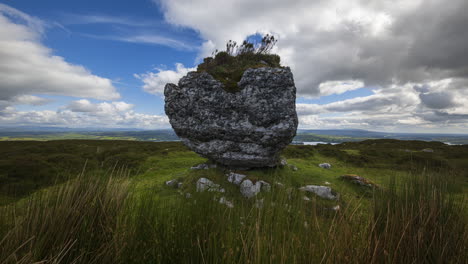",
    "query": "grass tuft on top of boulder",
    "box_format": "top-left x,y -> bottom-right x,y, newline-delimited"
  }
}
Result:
196,34 -> 283,92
